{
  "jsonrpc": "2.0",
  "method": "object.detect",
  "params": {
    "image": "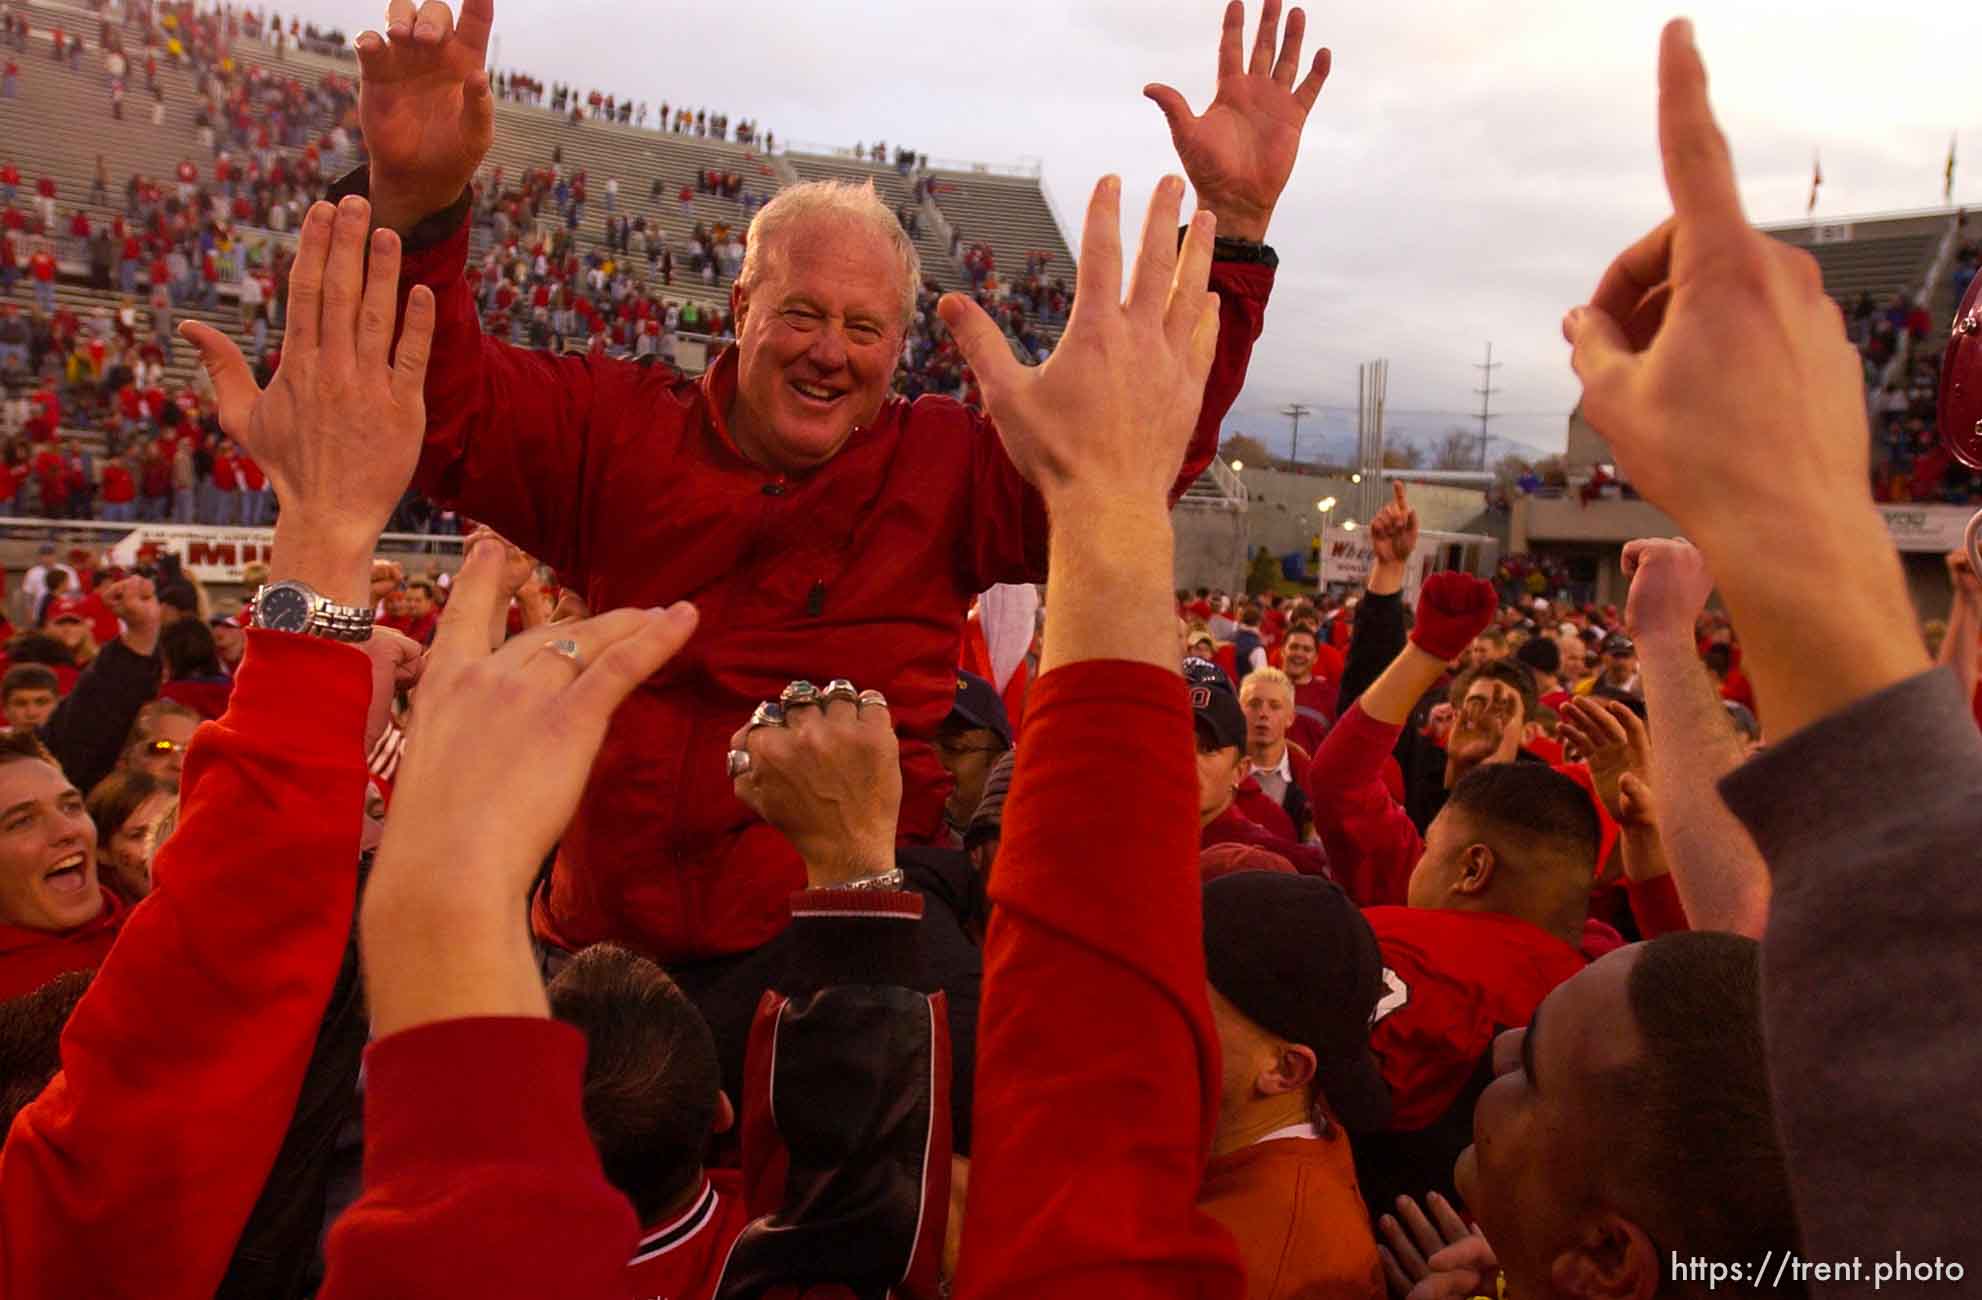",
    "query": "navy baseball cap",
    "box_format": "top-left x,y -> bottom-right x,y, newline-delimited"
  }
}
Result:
1186,662 -> 1245,752
1601,632 -> 1636,657
947,670 -> 1012,748
1202,871 -> 1393,1135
